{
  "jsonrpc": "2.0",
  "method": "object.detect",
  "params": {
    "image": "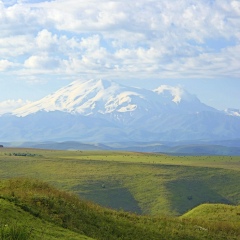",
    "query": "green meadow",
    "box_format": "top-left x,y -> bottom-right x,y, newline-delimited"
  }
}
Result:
0,148 -> 239,239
